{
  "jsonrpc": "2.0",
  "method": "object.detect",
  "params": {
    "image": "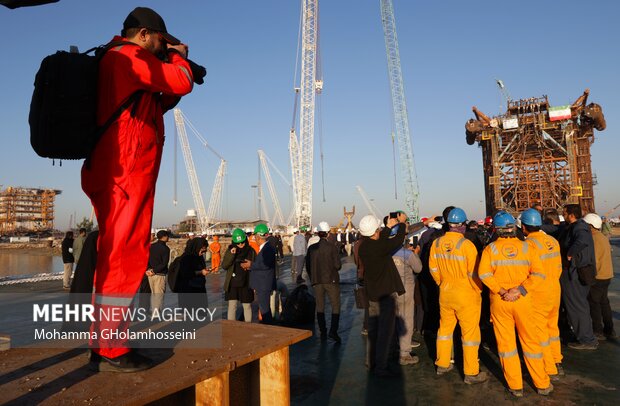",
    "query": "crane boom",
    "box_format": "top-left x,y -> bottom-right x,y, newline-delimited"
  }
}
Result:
206,160 -> 226,226
356,185 -> 381,219
174,108 -> 208,234
290,0 -> 319,228
258,150 -> 285,226
380,0 -> 419,221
